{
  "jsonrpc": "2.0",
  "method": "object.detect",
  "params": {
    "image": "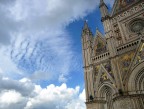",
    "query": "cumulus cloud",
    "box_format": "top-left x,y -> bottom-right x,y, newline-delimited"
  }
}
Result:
24,83 -> 85,109
0,74 -> 86,109
0,90 -> 27,109
0,75 -> 35,97
0,90 -> 23,104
